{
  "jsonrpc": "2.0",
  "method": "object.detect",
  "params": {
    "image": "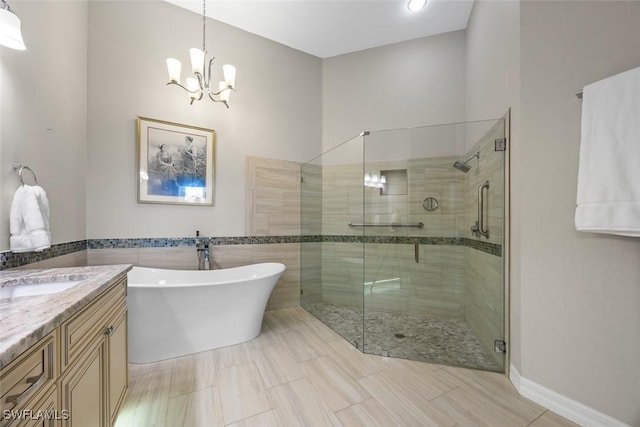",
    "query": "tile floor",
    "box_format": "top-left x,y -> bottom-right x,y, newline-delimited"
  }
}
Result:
114,307 -> 577,427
